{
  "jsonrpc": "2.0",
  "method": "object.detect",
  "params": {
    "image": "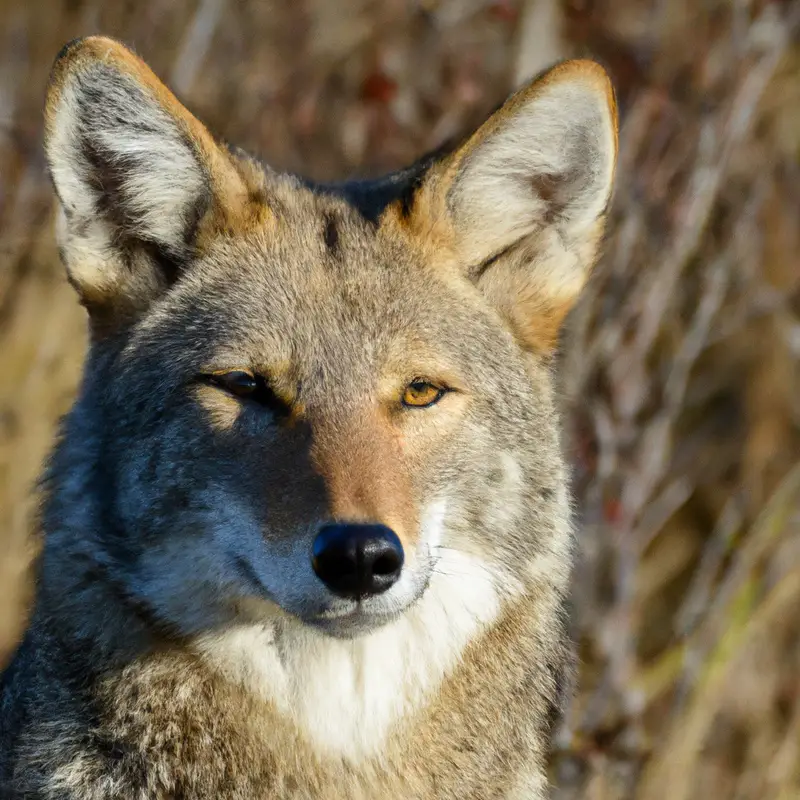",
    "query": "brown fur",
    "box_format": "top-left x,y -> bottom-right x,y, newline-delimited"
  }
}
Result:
12,598 -> 561,799
1,37 -> 617,799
